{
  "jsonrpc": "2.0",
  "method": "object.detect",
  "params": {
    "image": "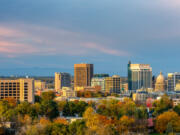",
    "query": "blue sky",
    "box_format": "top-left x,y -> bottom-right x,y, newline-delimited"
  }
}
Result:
0,0 -> 180,76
